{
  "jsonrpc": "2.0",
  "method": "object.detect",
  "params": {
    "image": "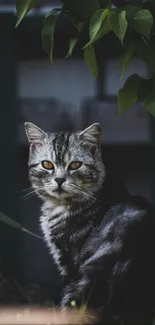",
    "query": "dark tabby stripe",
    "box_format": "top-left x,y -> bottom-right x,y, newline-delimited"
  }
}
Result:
53,132 -> 70,163
29,163 -> 39,168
